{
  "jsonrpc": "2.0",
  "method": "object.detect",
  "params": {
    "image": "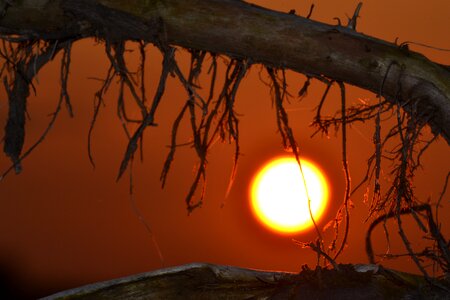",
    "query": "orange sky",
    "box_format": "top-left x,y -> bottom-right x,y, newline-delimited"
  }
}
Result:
0,0 -> 449,298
